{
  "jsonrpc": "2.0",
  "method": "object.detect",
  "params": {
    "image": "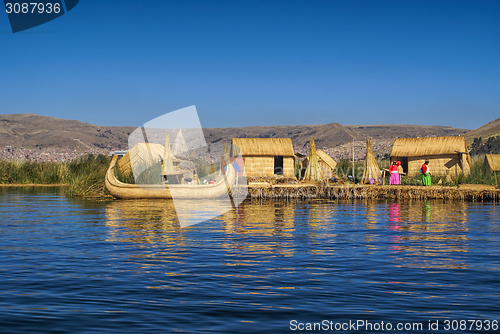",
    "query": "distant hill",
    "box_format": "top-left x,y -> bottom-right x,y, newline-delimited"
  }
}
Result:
0,114 -> 134,150
464,117 -> 500,143
0,113 -> 470,151
203,123 -> 365,151
203,123 -> 469,150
